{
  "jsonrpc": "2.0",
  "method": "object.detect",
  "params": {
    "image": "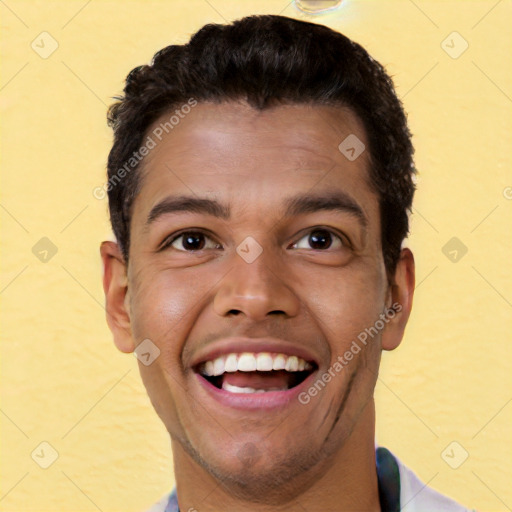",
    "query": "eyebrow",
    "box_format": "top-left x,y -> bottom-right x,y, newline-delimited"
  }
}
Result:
147,196 -> 230,224
283,191 -> 367,227
146,191 -> 367,228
